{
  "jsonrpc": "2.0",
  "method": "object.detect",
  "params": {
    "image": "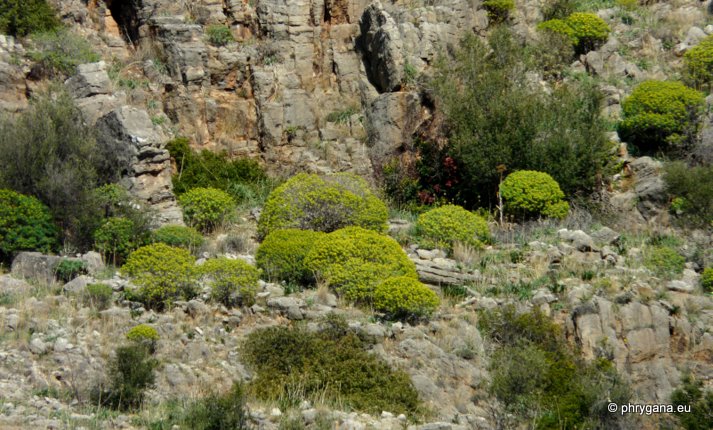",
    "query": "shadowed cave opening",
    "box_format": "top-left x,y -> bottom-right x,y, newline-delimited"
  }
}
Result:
105,0 -> 141,44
